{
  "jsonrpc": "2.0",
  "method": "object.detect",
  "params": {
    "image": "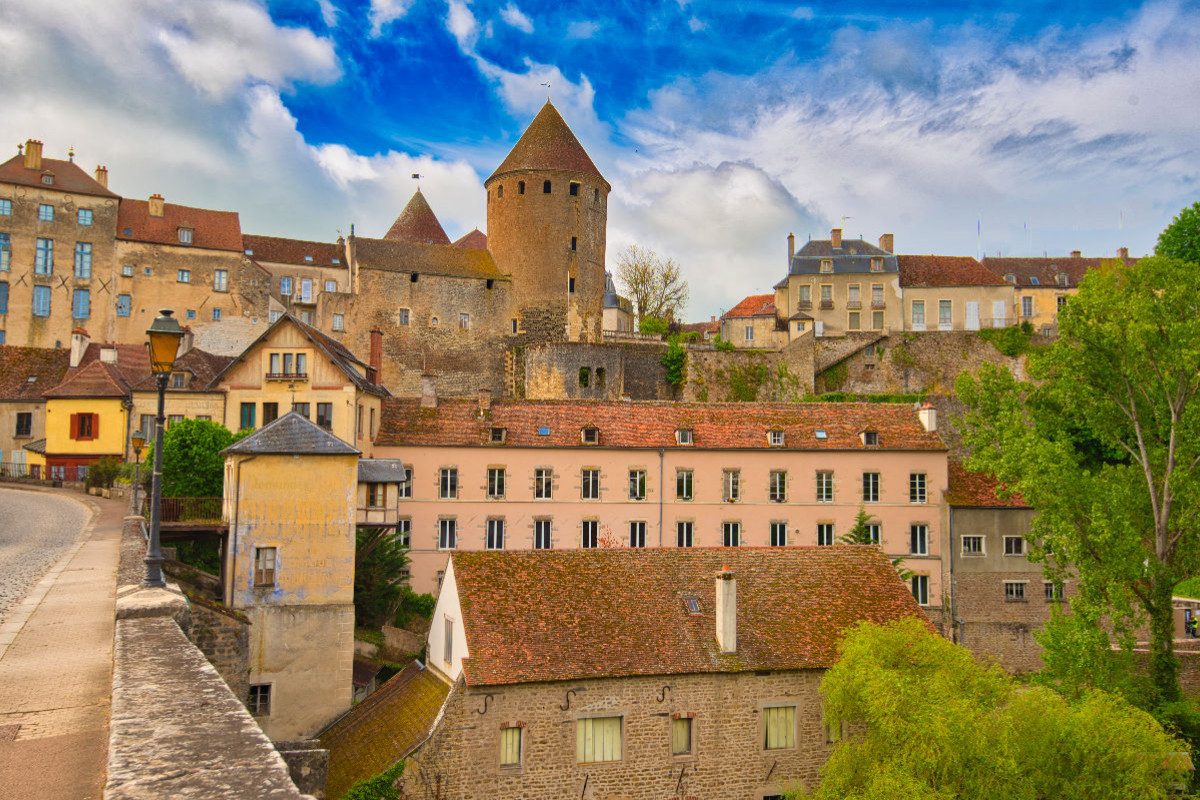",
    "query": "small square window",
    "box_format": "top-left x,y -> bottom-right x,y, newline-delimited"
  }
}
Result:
764,706 -> 795,750
38,204 -> 54,221
186,309 -> 196,320
77,209 -> 93,226
862,430 -> 879,446
144,267 -> 152,276
768,430 -> 784,446
121,264 -> 133,277
332,313 -> 345,331
0,199 -> 10,215
178,227 -> 193,244
325,279 -> 336,291
1004,536 -> 1025,556
569,182 -> 580,197
254,546 -> 277,586
1005,581 -> 1026,601
398,308 -> 410,325
1044,581 -> 1064,601
676,429 -> 693,446
962,535 -> 984,555
249,684 -> 271,716
177,269 -> 190,283
581,427 -> 599,445
212,308 -> 222,321
490,427 -> 506,443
